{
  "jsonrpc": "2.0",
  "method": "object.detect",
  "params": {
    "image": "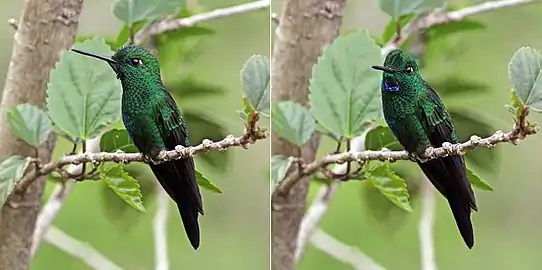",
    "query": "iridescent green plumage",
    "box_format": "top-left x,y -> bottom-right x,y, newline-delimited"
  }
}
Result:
372,49 -> 478,248
72,45 -> 203,250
